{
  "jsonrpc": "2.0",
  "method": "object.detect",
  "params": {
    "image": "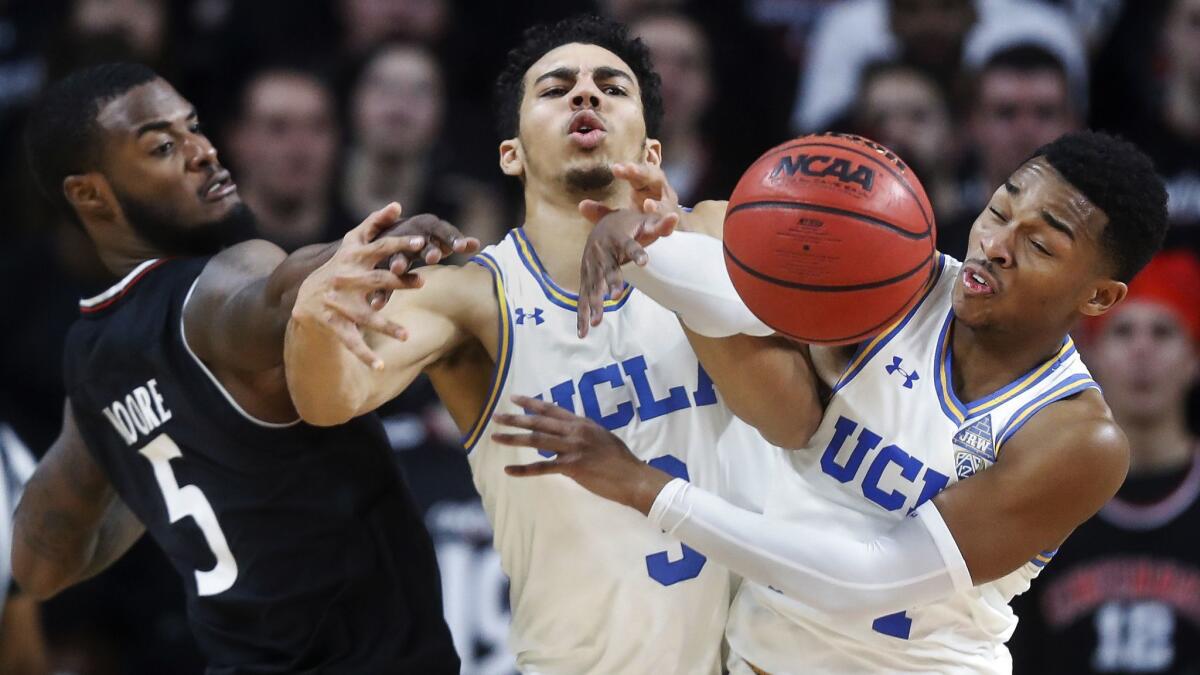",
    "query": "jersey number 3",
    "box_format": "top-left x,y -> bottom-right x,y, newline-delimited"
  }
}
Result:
141,434 -> 239,596
645,454 -> 707,586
